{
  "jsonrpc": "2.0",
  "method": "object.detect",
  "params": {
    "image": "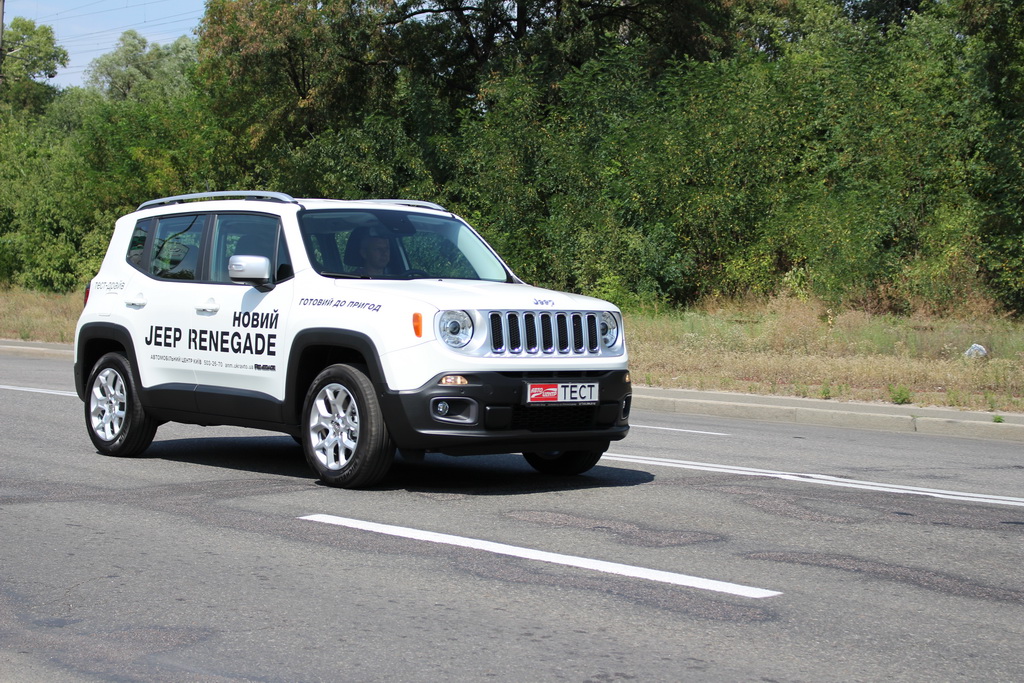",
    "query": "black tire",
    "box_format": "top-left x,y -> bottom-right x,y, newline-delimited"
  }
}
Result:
523,449 -> 604,475
84,351 -> 158,457
301,364 -> 395,488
